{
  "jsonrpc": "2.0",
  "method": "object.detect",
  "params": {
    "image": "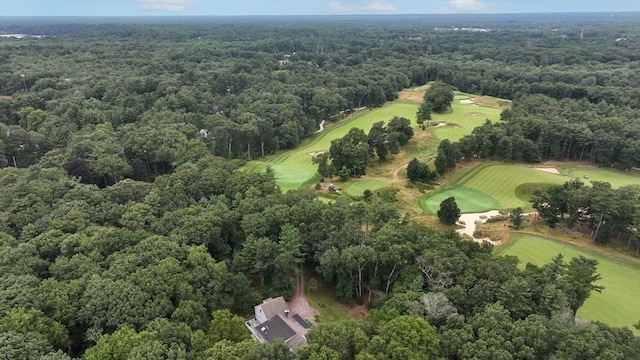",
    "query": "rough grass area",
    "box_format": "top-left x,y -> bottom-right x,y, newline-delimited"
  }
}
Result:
305,283 -> 364,324
558,165 -> 640,189
495,233 -> 640,334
